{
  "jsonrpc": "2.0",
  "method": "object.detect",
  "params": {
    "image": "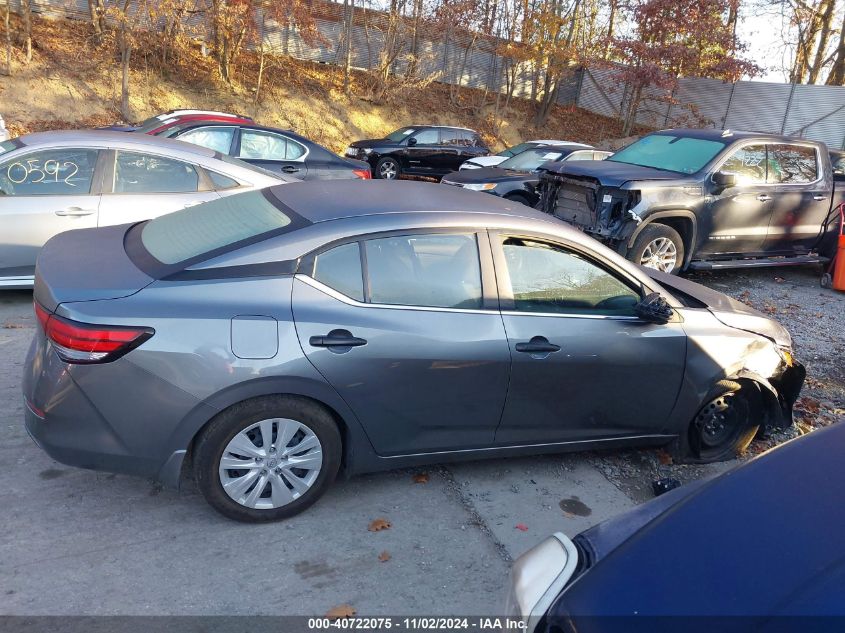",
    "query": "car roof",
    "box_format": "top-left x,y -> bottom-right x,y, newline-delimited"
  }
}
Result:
18,129 -> 217,157
527,140 -> 592,147
405,125 -> 477,133
655,128 -> 822,144
267,180 -> 554,224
